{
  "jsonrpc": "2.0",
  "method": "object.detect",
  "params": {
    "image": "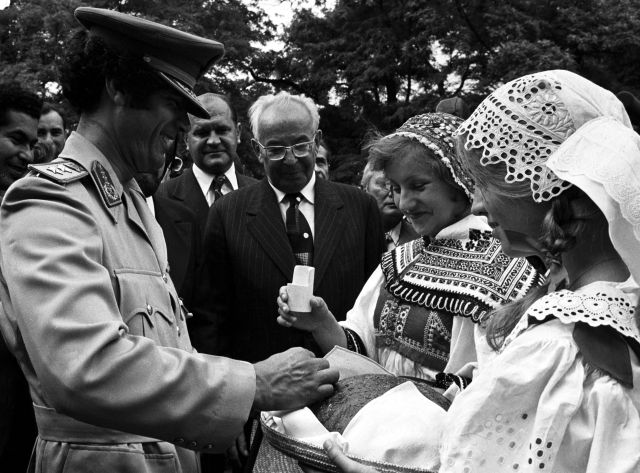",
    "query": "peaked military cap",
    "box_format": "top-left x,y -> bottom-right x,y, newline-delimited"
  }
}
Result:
74,7 -> 224,118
